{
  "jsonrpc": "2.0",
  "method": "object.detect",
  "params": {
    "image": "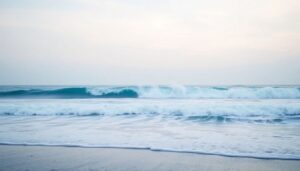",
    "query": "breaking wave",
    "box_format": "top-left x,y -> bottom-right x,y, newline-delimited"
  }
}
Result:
0,87 -> 138,98
0,85 -> 299,99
